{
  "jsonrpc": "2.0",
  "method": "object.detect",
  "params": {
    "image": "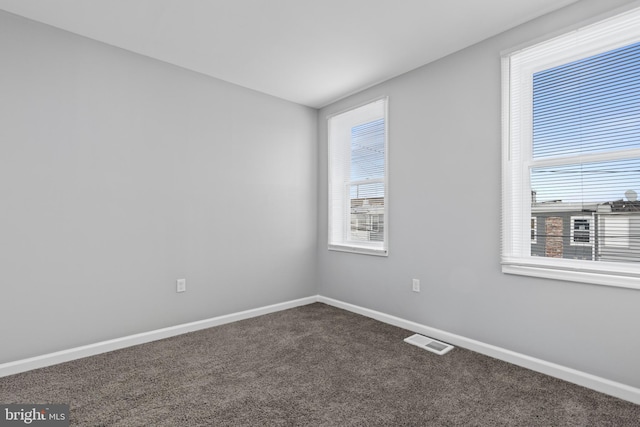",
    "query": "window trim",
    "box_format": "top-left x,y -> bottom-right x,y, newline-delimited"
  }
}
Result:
327,96 -> 389,257
501,7 -> 640,290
